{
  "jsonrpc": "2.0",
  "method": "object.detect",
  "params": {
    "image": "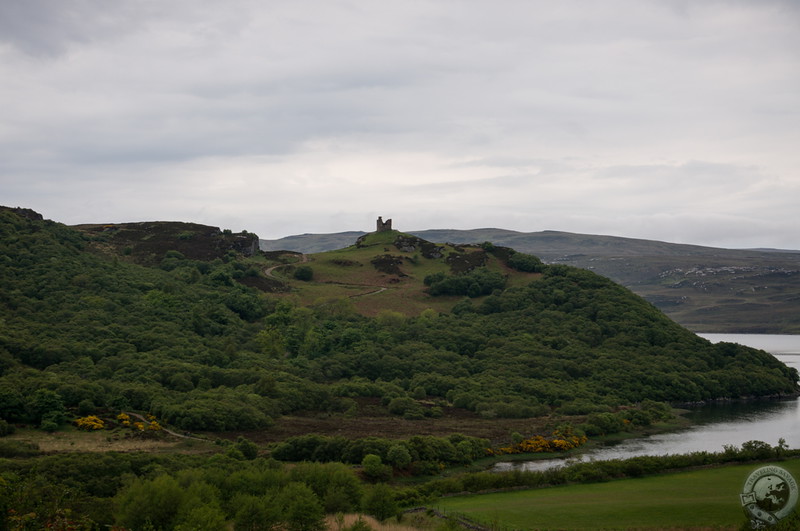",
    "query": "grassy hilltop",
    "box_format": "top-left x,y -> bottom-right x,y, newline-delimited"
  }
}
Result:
266,229 -> 545,318
263,228 -> 800,334
1,207 -> 798,529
